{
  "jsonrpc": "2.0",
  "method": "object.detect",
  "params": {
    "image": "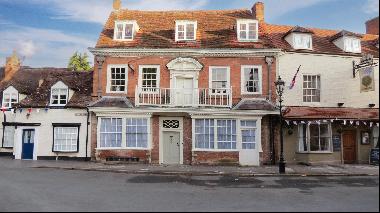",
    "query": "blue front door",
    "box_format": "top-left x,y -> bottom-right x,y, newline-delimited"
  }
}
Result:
22,130 -> 35,160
